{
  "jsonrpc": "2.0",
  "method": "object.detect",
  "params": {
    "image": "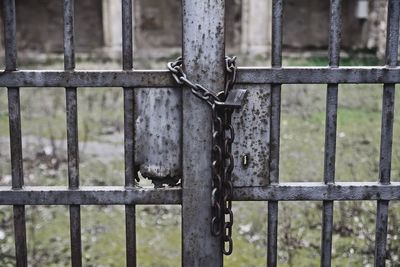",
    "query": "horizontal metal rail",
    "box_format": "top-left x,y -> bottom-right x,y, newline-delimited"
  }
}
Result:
1,67 -> 400,87
238,67 -> 400,84
0,186 -> 182,205
233,182 -> 400,201
0,183 -> 400,205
